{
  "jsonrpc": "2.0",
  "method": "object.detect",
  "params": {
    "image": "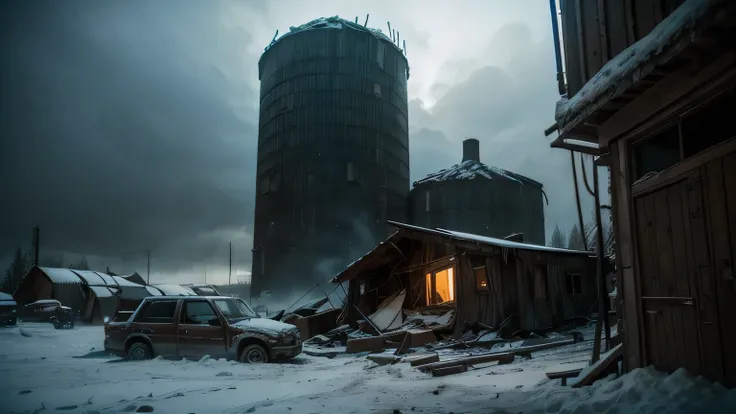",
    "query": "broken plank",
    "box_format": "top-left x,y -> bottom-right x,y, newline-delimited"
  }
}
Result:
367,354 -> 402,366
432,365 -> 467,377
346,336 -> 387,353
417,352 -> 515,373
509,338 -> 576,356
571,344 -> 623,388
545,368 -> 584,386
395,329 -> 438,355
408,353 -> 440,367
